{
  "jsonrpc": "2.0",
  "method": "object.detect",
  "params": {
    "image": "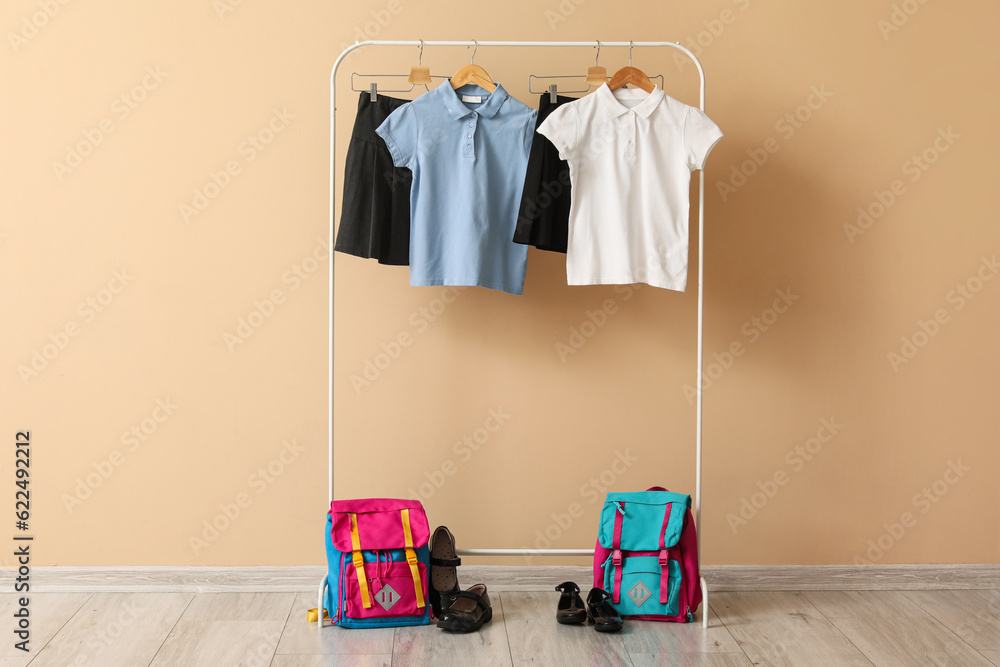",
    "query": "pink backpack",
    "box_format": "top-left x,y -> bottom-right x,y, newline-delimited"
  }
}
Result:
592,486 -> 702,622
323,498 -> 432,628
